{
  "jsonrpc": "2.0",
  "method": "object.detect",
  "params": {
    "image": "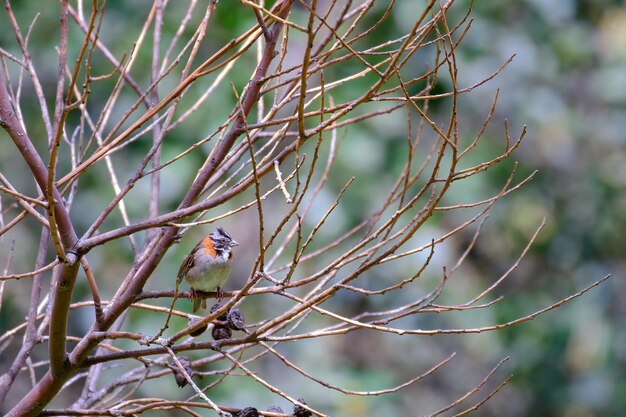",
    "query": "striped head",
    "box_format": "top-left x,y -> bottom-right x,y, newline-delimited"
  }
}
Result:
208,227 -> 238,258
